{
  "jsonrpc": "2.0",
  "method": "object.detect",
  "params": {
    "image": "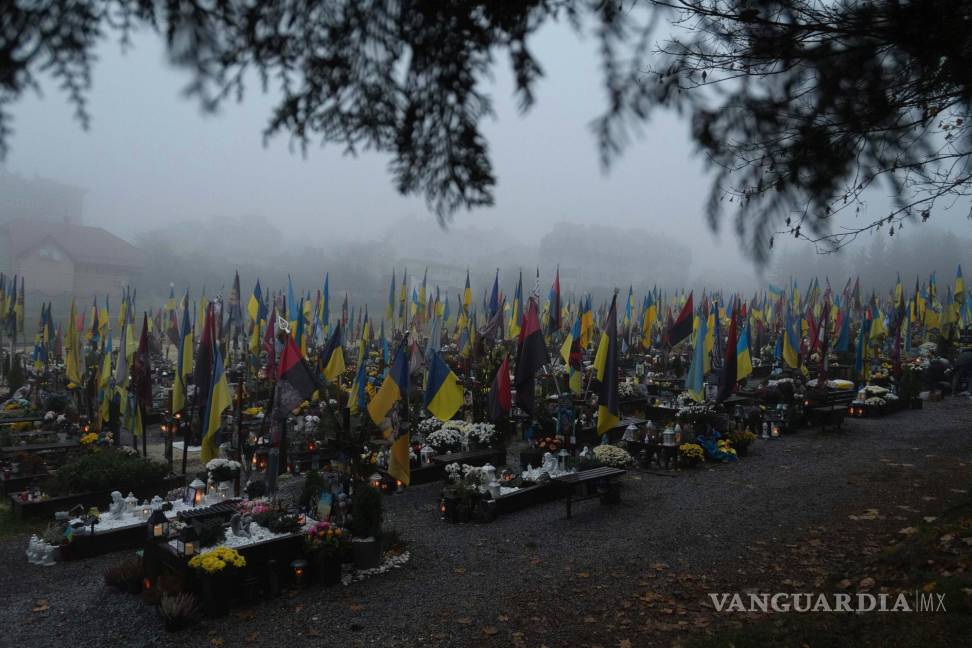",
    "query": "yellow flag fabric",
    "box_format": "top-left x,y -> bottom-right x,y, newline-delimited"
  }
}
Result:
200,351 -> 232,463
593,331 -> 608,381
387,433 -> 411,486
